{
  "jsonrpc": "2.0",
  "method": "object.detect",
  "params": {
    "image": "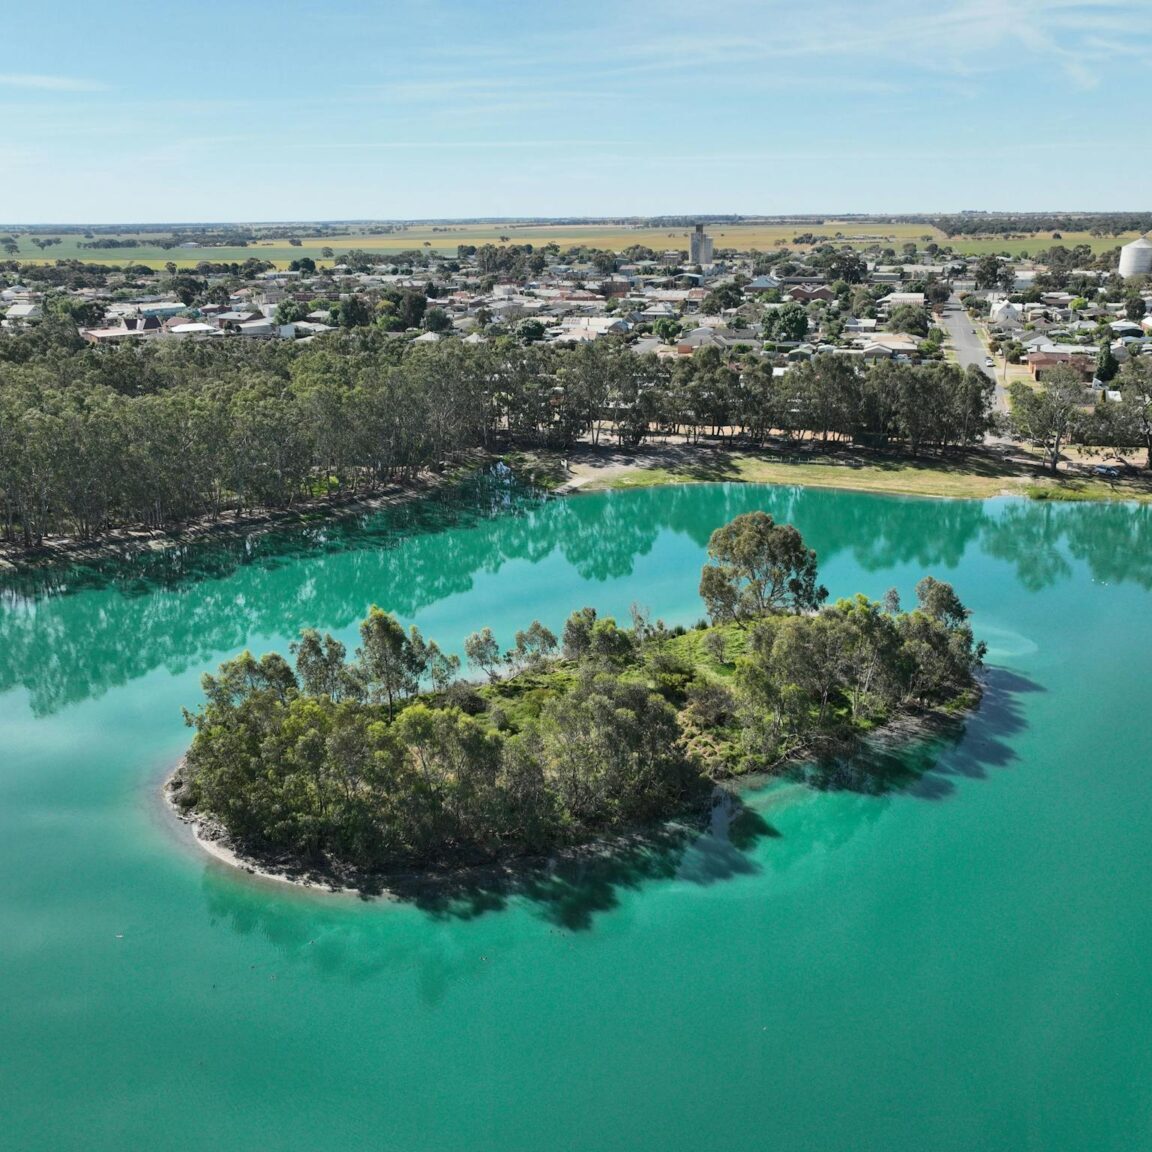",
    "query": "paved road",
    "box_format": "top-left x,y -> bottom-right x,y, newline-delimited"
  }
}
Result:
939,295 -> 1009,412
